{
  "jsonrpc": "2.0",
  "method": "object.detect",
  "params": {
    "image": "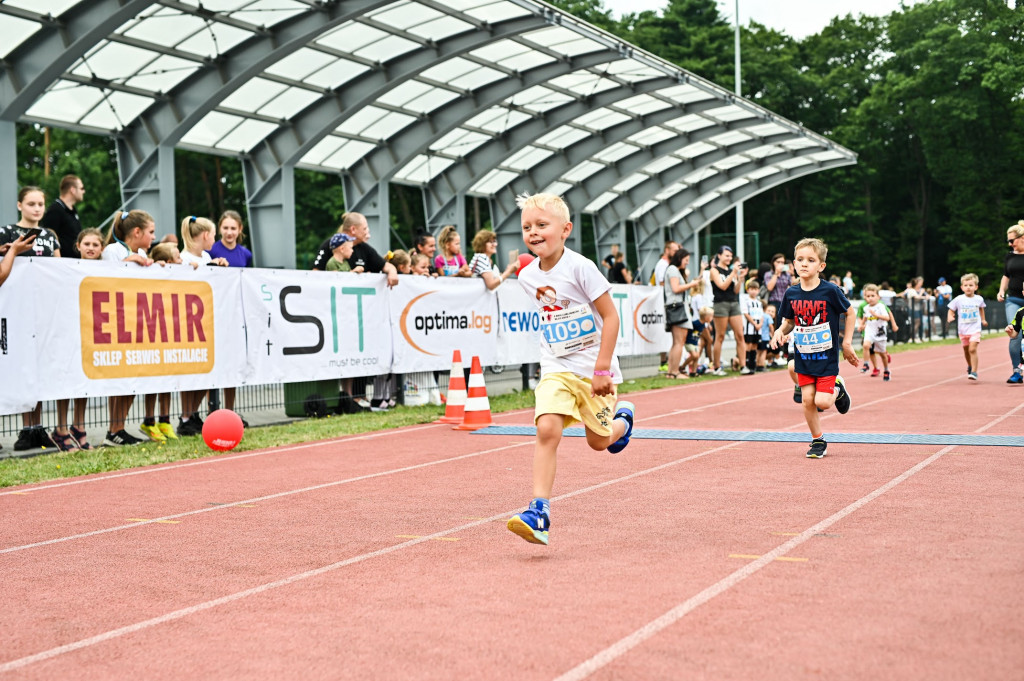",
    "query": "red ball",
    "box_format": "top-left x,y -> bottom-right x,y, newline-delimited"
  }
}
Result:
517,252 -> 535,275
202,409 -> 244,451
